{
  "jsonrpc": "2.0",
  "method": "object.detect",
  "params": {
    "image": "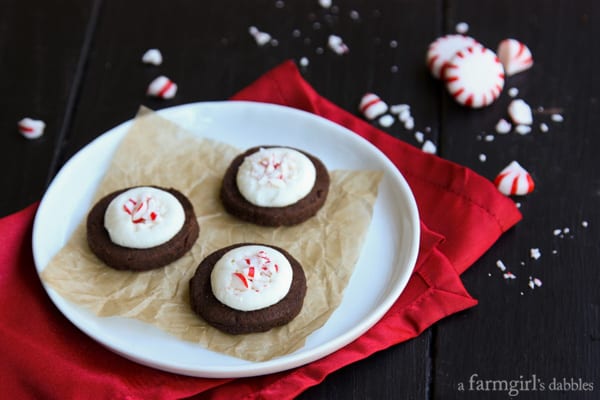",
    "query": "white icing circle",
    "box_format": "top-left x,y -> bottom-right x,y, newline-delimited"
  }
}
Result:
210,245 -> 293,311
236,147 -> 317,207
104,187 -> 185,249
